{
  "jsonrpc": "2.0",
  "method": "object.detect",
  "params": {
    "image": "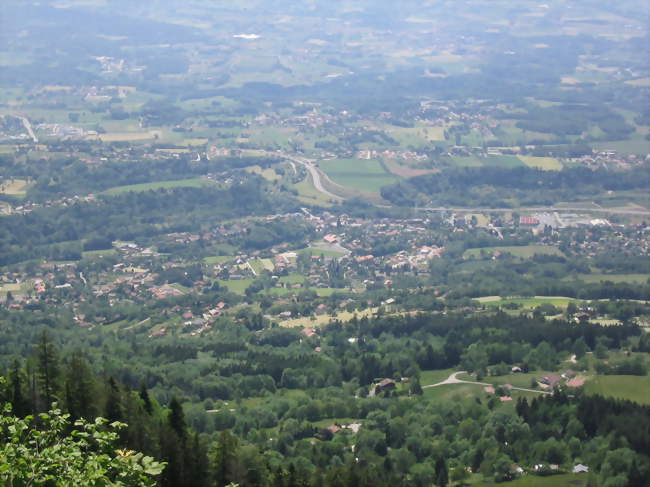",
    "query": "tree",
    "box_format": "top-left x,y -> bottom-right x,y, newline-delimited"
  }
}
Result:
35,331 -> 61,410
435,457 -> 449,486
0,399 -> 165,487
